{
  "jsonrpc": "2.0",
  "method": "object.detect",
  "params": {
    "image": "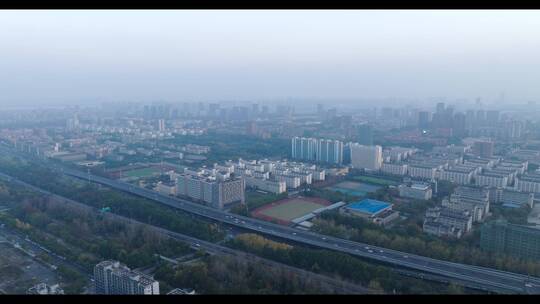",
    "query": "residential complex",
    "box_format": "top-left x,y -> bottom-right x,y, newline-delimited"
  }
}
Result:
291,137 -> 343,164
423,206 -> 473,239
